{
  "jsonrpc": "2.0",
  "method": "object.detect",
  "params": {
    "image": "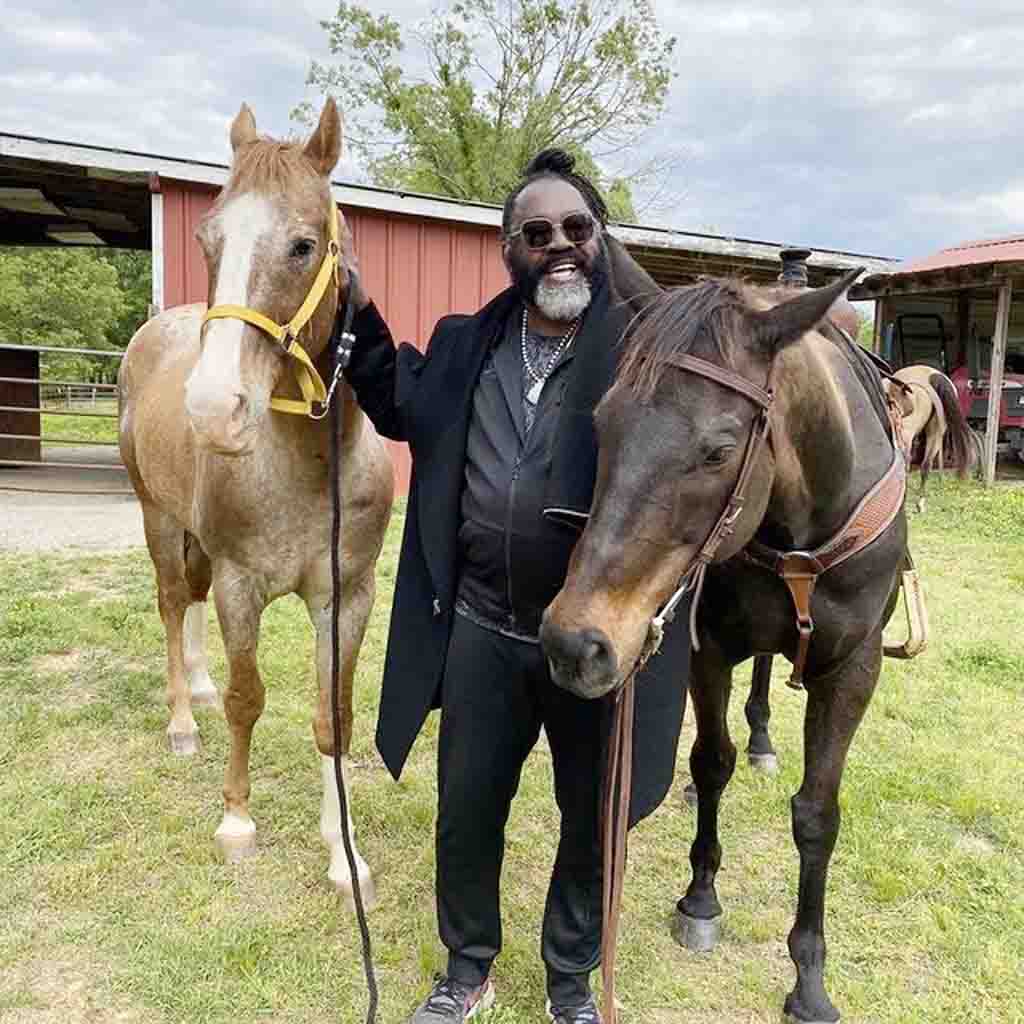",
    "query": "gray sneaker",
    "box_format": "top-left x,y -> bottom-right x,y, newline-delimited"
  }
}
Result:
547,994 -> 603,1024
410,975 -> 495,1022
